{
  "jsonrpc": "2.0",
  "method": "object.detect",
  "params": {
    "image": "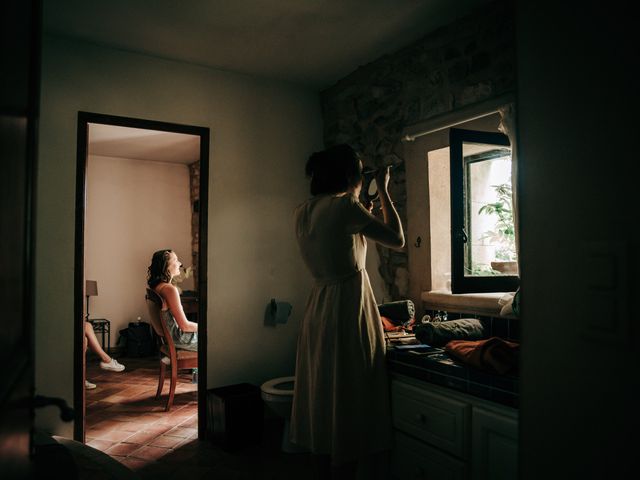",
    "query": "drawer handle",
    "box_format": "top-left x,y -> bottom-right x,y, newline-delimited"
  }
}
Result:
415,413 -> 427,424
